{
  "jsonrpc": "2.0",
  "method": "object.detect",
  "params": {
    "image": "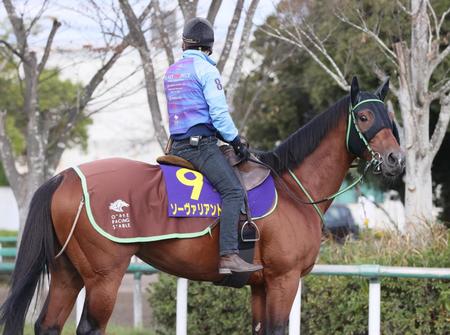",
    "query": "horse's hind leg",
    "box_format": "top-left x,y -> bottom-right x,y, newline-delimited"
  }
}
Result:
35,255 -> 83,334
76,261 -> 130,335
